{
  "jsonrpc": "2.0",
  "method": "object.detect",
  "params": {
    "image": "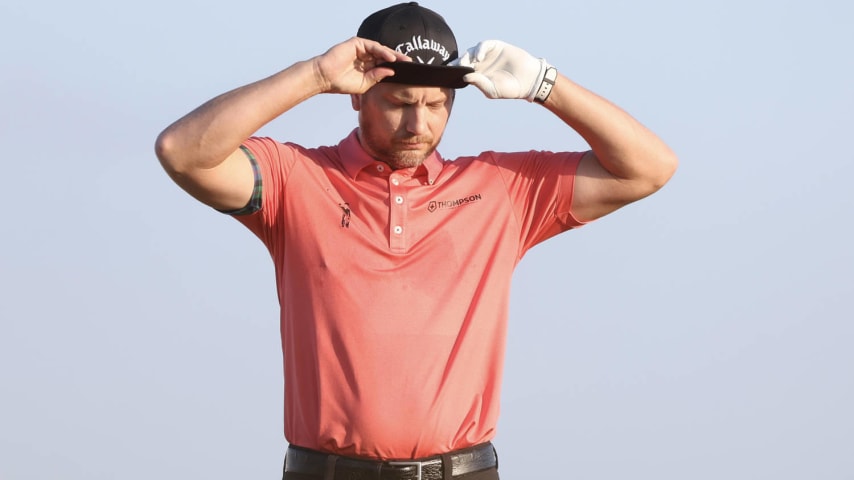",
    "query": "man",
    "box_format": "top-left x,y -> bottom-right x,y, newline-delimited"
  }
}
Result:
155,2 -> 677,479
